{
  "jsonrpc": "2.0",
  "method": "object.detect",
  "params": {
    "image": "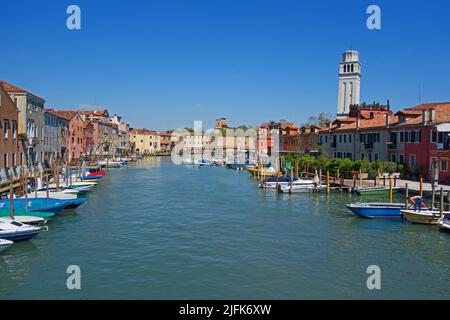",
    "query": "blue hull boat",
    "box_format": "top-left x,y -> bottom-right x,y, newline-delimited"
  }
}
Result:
346,203 -> 405,219
0,198 -> 87,213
